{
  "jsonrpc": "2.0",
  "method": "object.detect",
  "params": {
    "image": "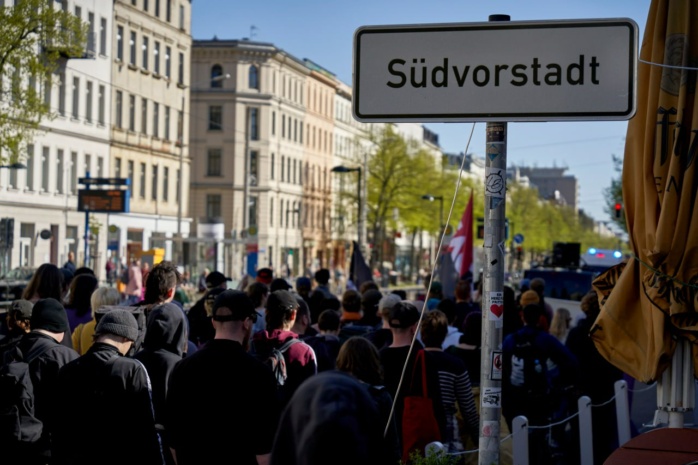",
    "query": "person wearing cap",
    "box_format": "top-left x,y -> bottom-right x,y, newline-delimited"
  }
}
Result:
186,270 -> 231,348
52,309 -> 164,465
251,289 -> 318,407
4,298 -> 79,464
165,290 -> 280,465
270,277 -> 292,293
256,267 -> 274,286
378,301 -> 424,445
0,299 -> 33,360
